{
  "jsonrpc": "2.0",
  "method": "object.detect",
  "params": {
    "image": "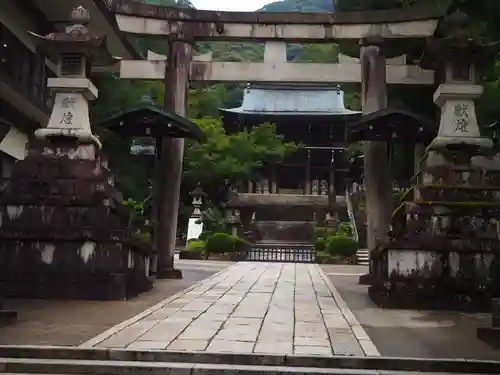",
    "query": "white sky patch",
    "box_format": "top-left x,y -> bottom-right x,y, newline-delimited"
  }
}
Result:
191,0 -> 274,11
